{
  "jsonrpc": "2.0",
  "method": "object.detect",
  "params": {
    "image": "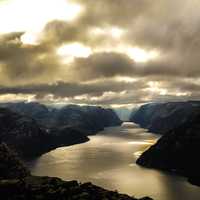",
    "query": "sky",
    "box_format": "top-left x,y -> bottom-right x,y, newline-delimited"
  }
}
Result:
0,0 -> 200,108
